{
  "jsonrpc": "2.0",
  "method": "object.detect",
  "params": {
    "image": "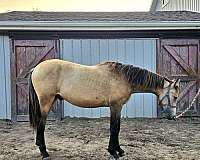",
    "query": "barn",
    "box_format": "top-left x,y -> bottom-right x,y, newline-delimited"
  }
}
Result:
0,11 -> 200,121
151,0 -> 200,12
